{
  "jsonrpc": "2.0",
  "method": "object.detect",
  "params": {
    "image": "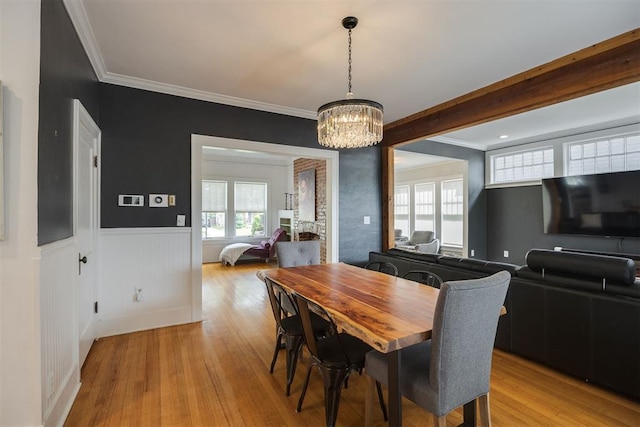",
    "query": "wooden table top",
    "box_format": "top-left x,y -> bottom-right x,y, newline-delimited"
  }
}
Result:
258,263 -> 440,353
